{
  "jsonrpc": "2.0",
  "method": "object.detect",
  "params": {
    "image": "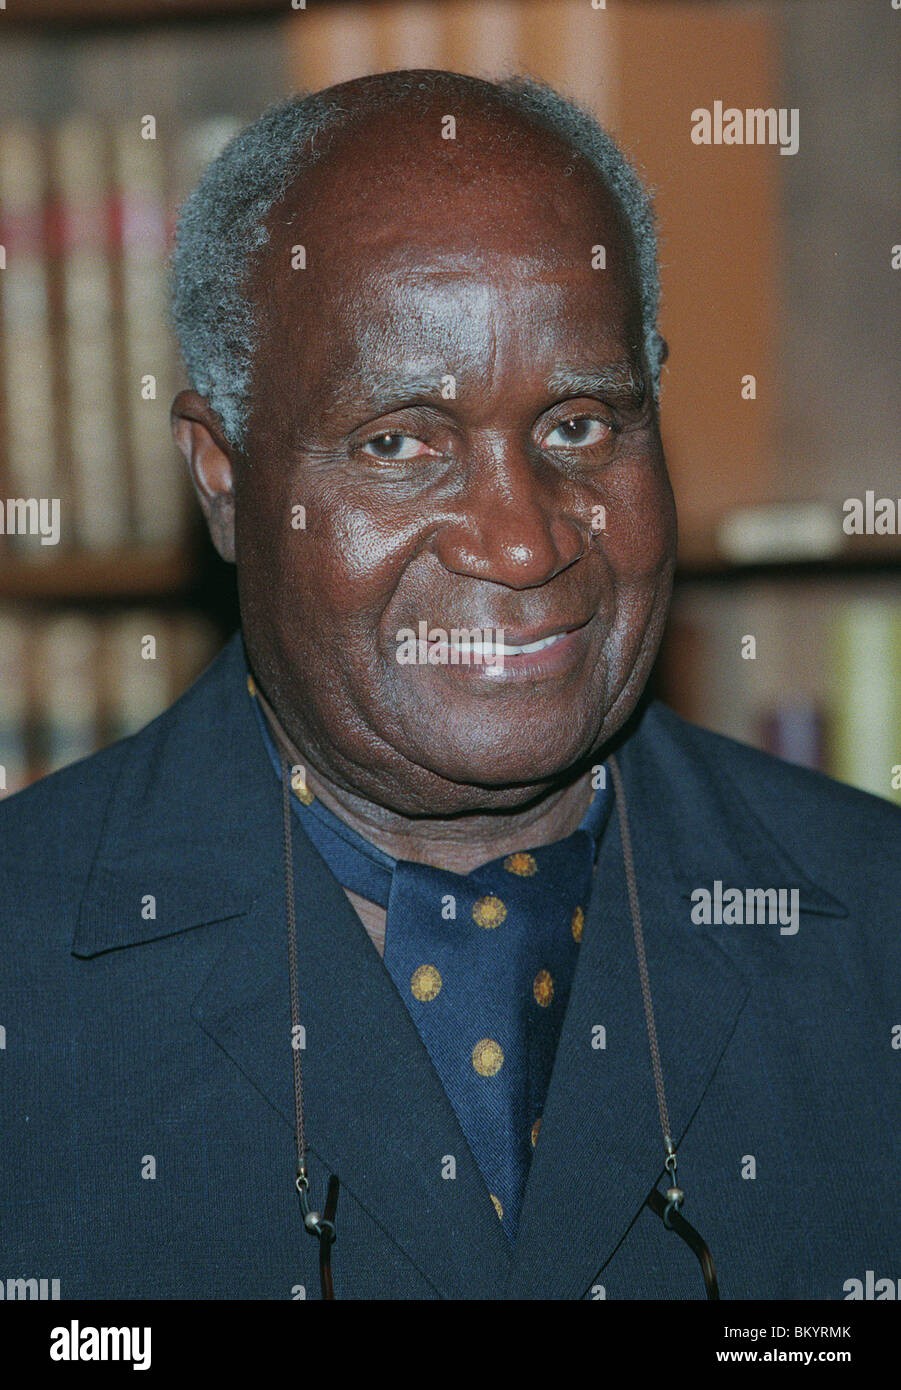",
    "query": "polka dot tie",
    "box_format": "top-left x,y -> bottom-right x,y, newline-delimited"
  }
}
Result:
248,678 -> 612,1242
382,815 -> 608,1242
